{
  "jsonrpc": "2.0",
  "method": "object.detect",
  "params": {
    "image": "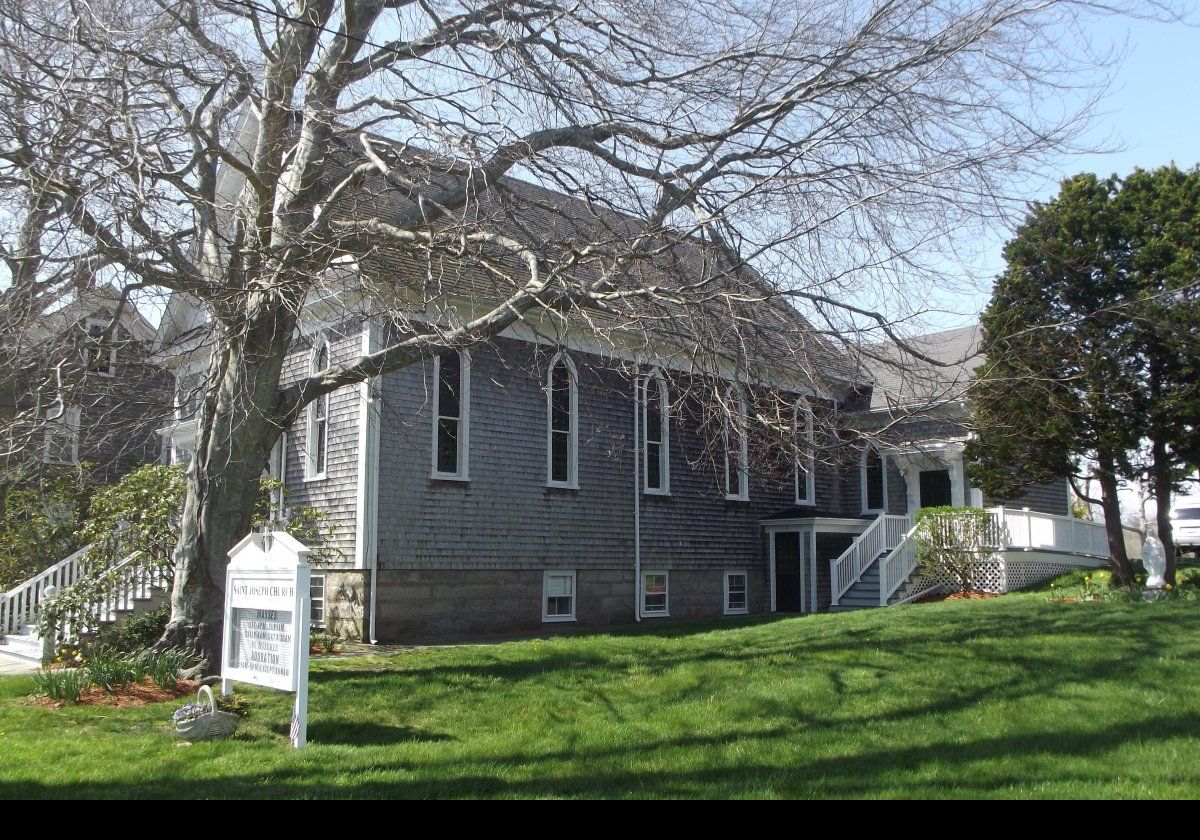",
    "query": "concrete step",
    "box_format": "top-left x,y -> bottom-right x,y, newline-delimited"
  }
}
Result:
0,632 -> 45,664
